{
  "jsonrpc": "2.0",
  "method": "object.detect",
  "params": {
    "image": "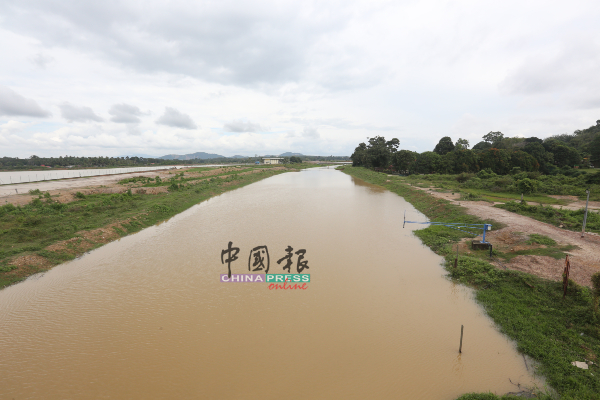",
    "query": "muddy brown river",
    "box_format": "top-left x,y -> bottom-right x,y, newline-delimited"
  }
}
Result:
0,168 -> 540,399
